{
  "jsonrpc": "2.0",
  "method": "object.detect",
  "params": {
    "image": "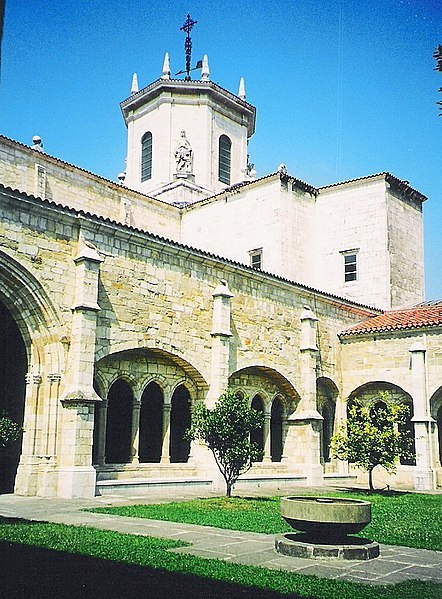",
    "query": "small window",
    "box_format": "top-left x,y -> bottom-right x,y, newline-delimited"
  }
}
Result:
344,252 -> 357,282
218,135 -> 231,185
249,248 -> 262,270
141,132 -> 152,181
